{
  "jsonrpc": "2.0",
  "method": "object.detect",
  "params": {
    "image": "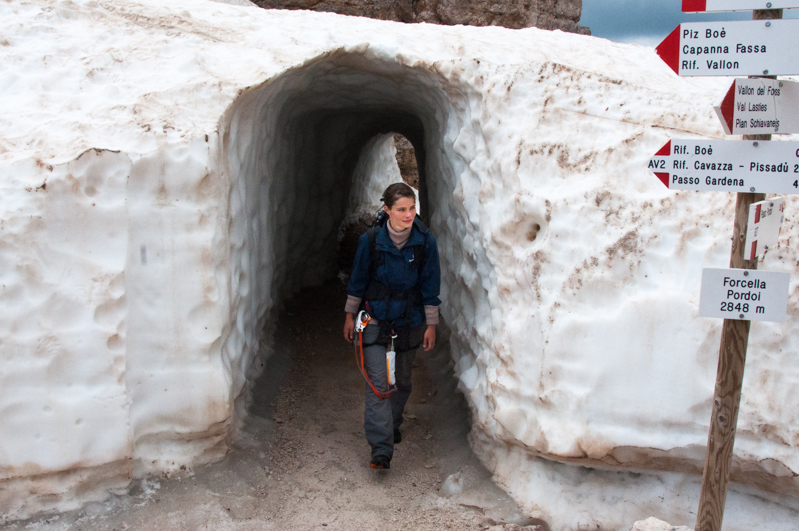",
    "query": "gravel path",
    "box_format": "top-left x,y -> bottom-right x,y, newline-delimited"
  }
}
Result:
2,284 -> 544,531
